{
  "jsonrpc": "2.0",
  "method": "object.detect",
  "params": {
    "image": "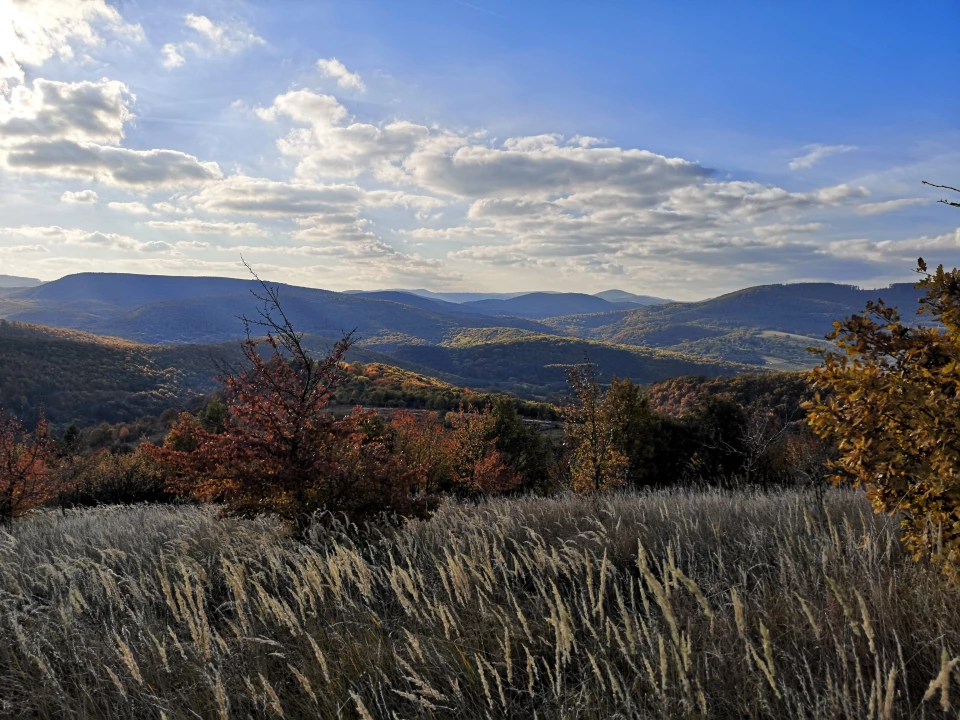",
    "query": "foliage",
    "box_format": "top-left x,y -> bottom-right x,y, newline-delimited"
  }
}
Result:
332,361 -> 558,418
447,406 -> 522,496
389,406 -> 524,497
146,276 -> 436,532
0,407 -> 57,522
388,333 -> 746,397
0,320 -> 234,427
2,490 -> 960,717
487,396 -> 557,492
807,259 -> 960,577
563,363 -> 628,492
647,371 -> 815,417
57,446 -> 173,507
